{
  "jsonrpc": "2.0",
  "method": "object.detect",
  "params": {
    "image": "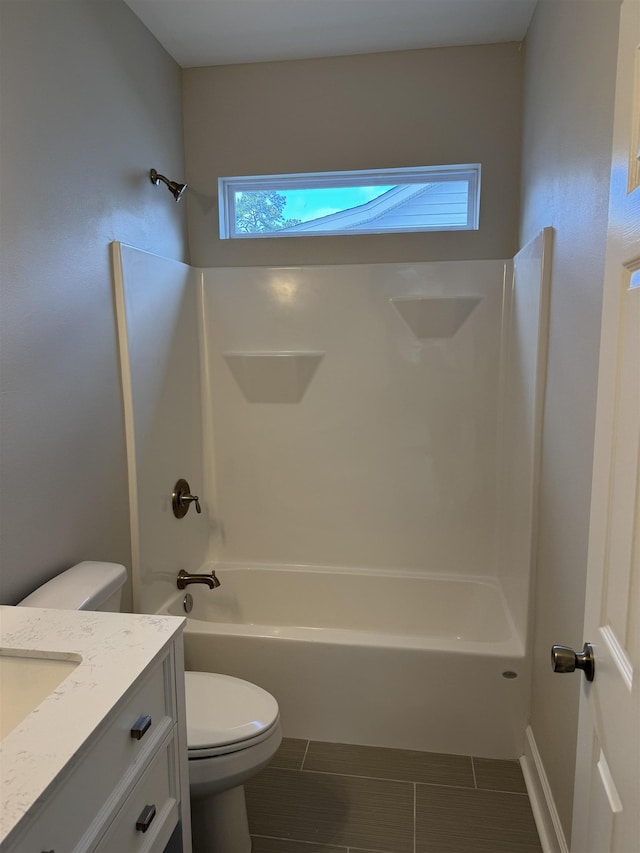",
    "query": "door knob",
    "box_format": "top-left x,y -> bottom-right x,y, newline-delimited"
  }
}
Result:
551,642 -> 595,681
